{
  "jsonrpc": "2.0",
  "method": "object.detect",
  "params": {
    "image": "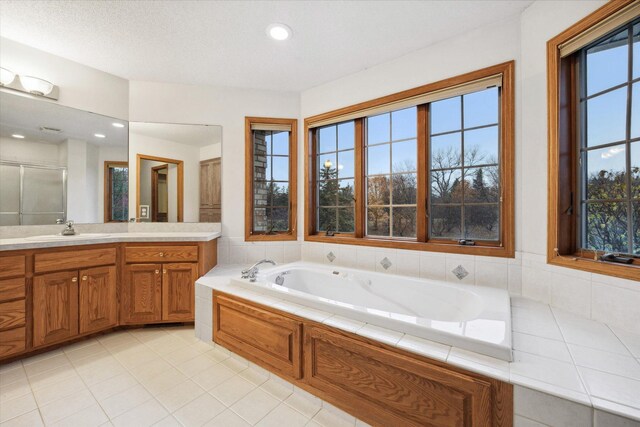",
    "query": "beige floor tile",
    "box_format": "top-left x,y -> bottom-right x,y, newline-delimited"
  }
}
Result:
283,392 -> 322,419
0,409 -> 43,427
0,366 -> 26,387
0,393 -> 37,423
112,346 -> 159,369
203,347 -> 230,364
111,398 -> 168,427
64,341 -> 109,363
255,403 -> 310,427
139,368 -> 187,395
209,375 -> 257,406
191,363 -> 236,390
203,409 -> 251,427
51,403 -> 108,427
144,336 -> 188,357
0,377 -> 31,402
220,357 -> 248,373
172,393 -> 225,426
151,415 -> 182,427
32,375 -> 87,406
0,361 -> 22,374
163,345 -> 203,367
75,357 -> 127,385
99,384 -> 154,419
27,365 -> 78,391
259,378 -> 293,401
230,388 -> 280,425
311,408 -> 356,427
88,372 -> 139,402
128,358 -> 173,383
154,379 -> 205,412
237,367 -> 269,386
175,353 -> 219,378
23,353 -> 71,378
21,349 -> 64,367
38,389 -> 97,425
